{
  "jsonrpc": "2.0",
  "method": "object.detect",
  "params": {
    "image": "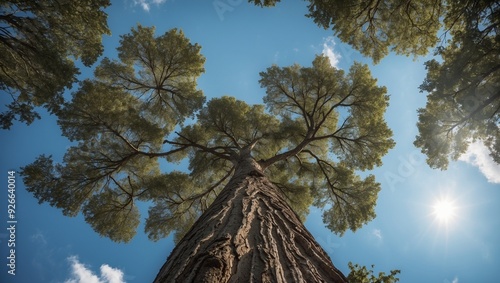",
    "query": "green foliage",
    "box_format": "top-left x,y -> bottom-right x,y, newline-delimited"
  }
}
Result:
20,155 -> 65,208
250,0 -> 442,63
314,165 -> 380,235
249,0 -> 281,6
266,161 -> 315,221
306,0 -> 442,63
414,0 -> 500,168
21,27 -> 394,242
250,0 -> 499,168
58,80 -> 165,146
95,25 -> 206,130
176,96 -> 282,161
347,262 -> 401,283
144,171 -> 226,243
260,56 -> 394,170
0,0 -> 110,129
21,25 -> 205,242
144,172 -> 199,242
259,55 -> 394,234
84,190 -> 140,243
20,139 -> 158,219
